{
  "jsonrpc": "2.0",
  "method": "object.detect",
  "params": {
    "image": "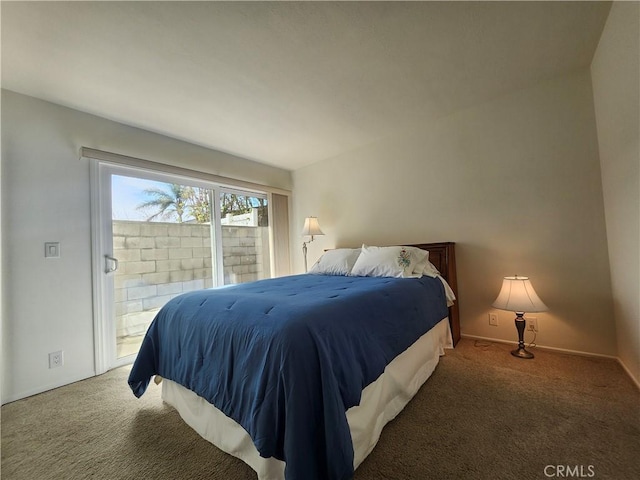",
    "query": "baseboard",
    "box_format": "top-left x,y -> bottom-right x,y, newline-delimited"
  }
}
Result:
460,334 -> 619,359
617,357 -> 640,390
461,334 -> 640,389
1,370 -> 95,405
